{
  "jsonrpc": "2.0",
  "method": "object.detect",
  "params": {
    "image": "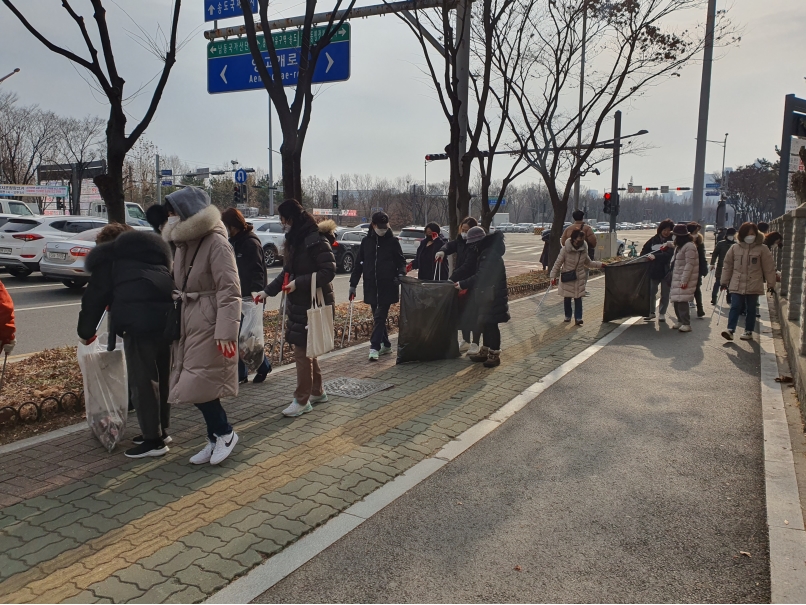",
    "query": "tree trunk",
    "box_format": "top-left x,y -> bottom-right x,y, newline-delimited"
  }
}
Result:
94,105 -> 127,224
548,190 -> 567,267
